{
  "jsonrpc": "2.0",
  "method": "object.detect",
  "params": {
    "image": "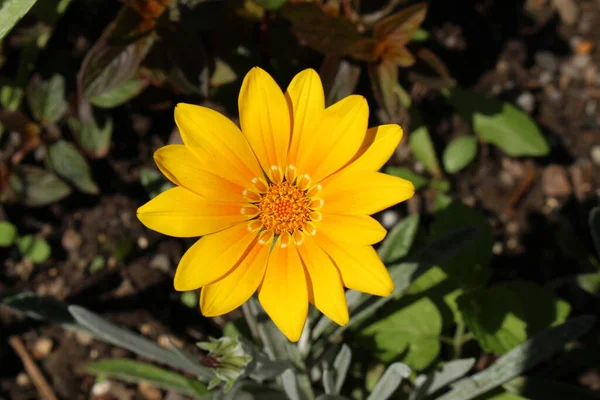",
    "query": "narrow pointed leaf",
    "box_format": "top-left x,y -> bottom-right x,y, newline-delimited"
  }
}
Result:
366,362 -> 411,400
437,316 -> 595,400
378,214 -> 420,263
87,359 -> 209,397
47,140 -> 99,194
443,136 -> 478,174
